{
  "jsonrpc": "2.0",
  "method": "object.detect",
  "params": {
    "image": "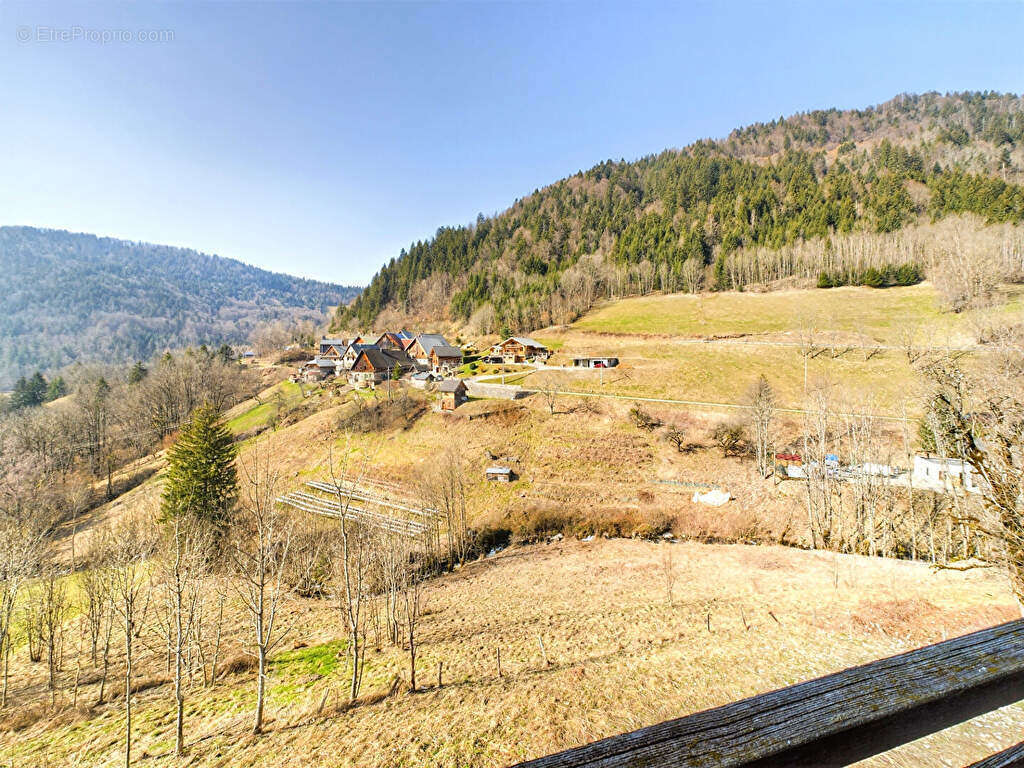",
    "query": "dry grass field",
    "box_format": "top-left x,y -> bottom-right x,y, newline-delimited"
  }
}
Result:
568,283 -> 1023,343
529,341 -> 924,416
3,538 -> 1020,768
525,283 -> 1024,417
